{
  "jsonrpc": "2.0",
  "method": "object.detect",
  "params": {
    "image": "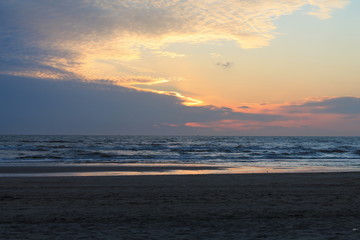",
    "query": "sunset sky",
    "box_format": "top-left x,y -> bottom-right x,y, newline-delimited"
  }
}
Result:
1,0 -> 359,135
